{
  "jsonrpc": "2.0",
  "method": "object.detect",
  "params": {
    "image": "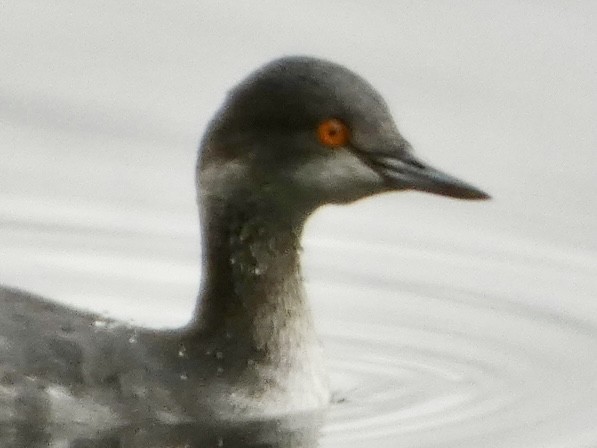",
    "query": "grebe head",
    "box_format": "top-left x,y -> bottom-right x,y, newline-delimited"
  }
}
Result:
199,56 -> 489,214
